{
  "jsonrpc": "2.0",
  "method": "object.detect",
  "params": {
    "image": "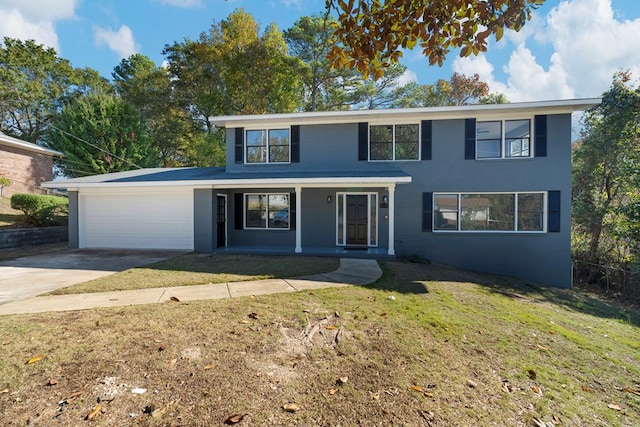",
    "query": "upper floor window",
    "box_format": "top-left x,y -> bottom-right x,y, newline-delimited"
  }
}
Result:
370,124 -> 419,161
246,129 -> 290,163
477,119 -> 531,159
